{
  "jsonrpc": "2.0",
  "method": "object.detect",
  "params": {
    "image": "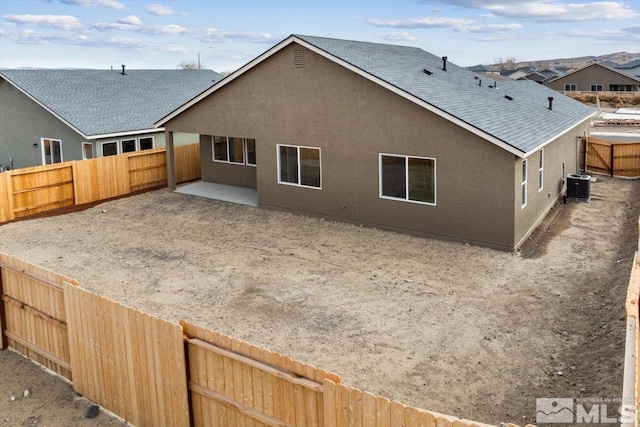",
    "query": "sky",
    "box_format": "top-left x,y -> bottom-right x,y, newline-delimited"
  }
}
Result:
0,0 -> 638,72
